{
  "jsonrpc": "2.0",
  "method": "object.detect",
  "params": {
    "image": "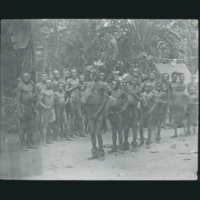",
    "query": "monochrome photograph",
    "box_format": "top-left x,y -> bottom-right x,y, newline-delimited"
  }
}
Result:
0,19 -> 198,180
